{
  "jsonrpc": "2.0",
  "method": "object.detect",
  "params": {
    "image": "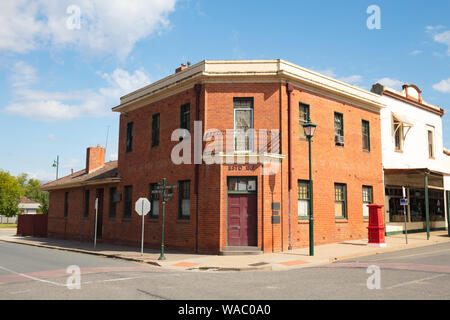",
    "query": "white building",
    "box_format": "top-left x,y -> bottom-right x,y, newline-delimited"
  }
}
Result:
371,83 -> 449,235
18,197 -> 41,215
